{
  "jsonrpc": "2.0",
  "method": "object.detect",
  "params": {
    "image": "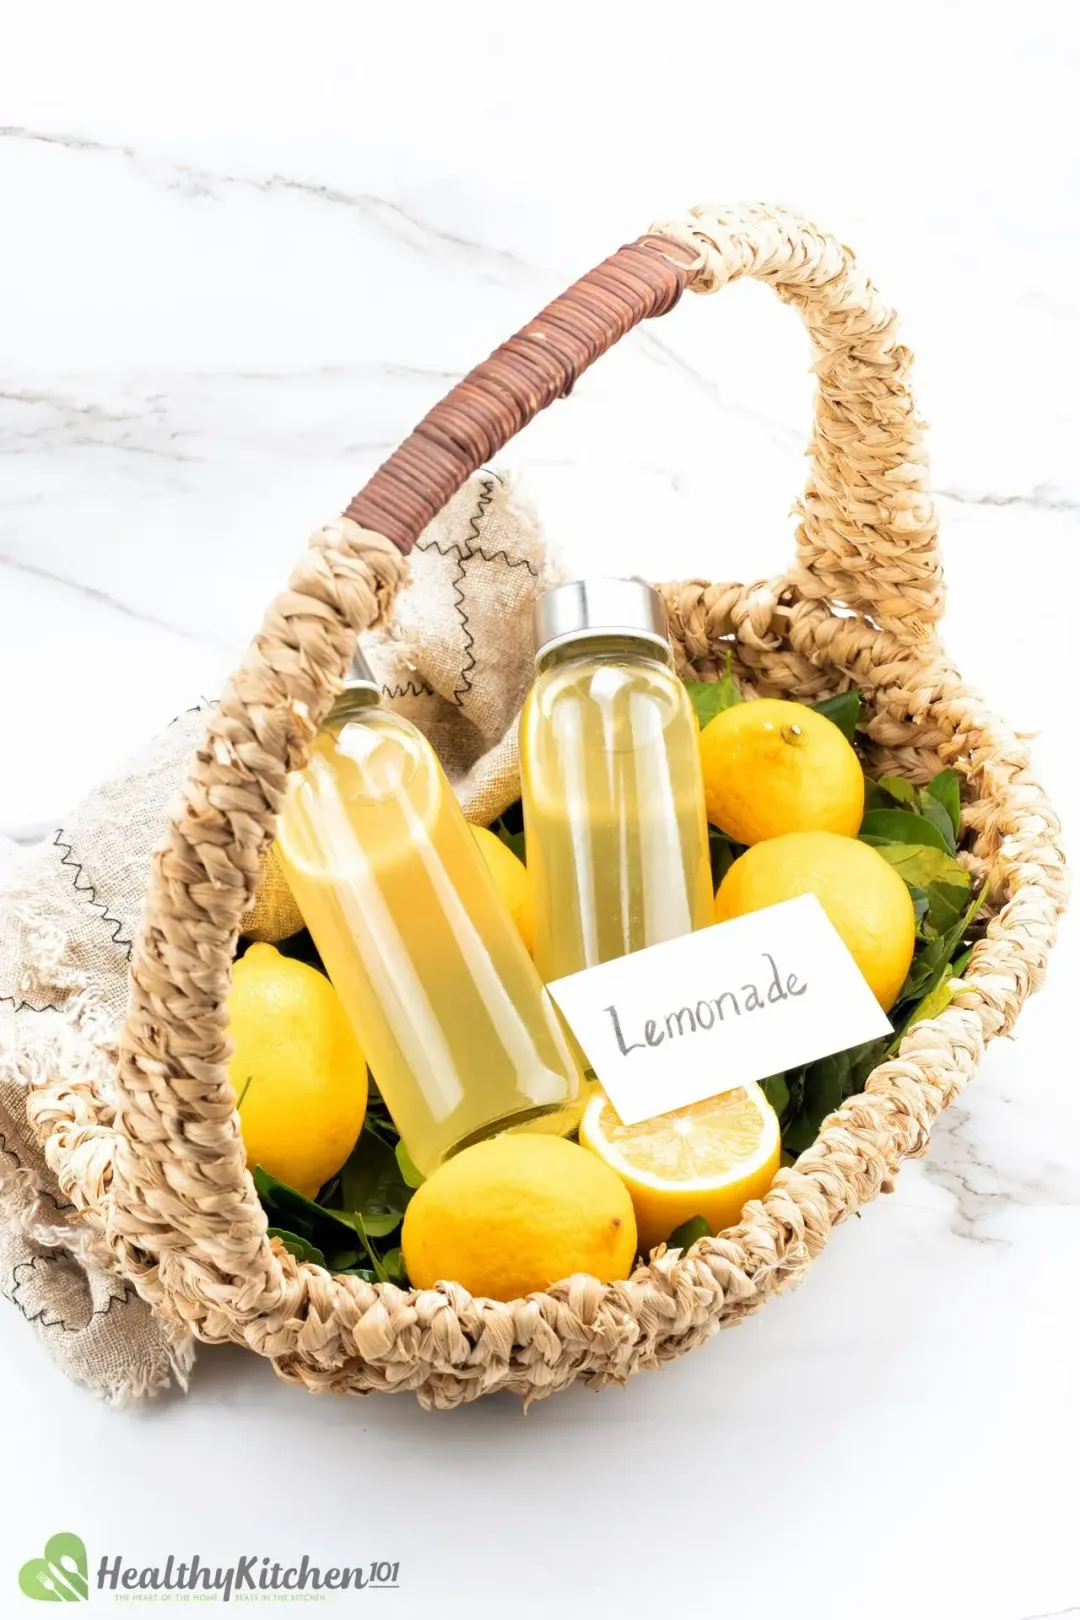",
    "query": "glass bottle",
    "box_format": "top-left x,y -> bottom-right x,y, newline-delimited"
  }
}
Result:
520,578 -> 713,987
277,650 -> 583,1176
